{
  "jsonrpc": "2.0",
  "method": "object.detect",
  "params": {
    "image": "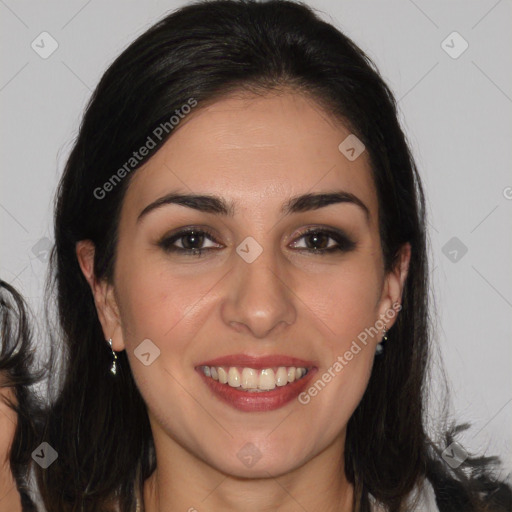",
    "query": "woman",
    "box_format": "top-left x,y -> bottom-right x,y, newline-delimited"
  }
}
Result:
35,1 -> 511,510
1,280 -> 42,512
